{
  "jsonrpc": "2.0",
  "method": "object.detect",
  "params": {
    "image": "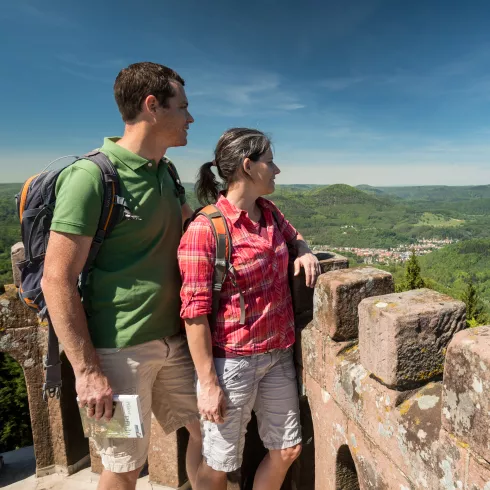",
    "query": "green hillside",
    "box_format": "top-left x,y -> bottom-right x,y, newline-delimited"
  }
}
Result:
2,182 -> 490,301
370,185 -> 490,202
419,239 -> 490,308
